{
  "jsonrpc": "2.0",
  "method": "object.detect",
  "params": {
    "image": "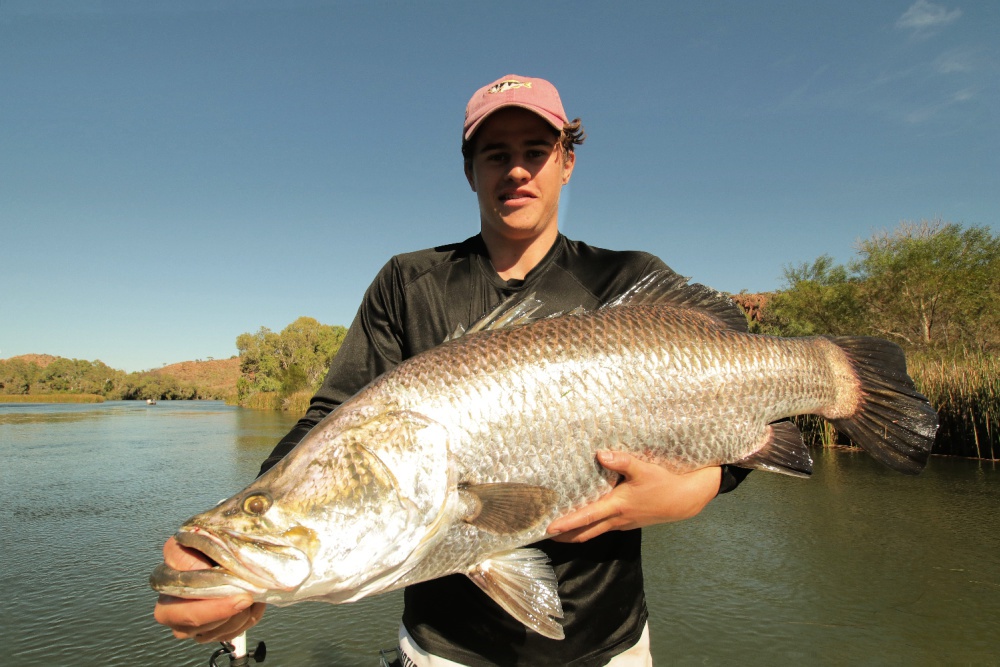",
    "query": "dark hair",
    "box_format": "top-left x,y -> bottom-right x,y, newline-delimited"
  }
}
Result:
462,117 -> 586,165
